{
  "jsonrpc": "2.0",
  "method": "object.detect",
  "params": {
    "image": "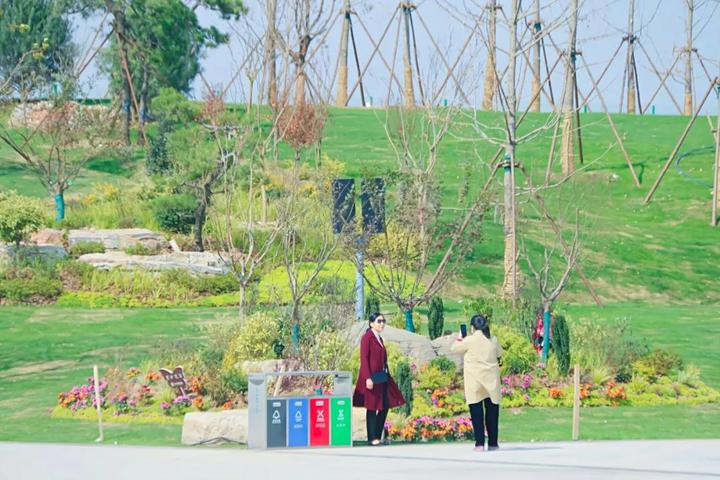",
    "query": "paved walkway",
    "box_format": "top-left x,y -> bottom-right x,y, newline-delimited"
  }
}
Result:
1,440 -> 719,480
